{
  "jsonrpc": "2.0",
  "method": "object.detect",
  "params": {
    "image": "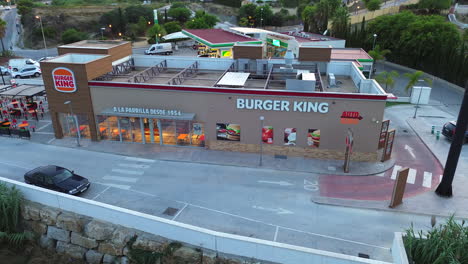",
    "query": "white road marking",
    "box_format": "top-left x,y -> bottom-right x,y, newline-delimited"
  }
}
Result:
404,145 -> 416,159
118,163 -> 150,169
391,165 -> 402,180
97,182 -> 131,190
172,203 -> 188,220
0,160 -> 29,169
304,179 -> 319,191
423,172 -> 432,188
274,226 -> 279,242
252,205 -> 293,215
36,122 -> 52,131
121,188 -> 389,250
92,186 -> 110,200
407,169 -> 417,184
102,175 -> 138,183
47,138 -> 56,144
376,172 -> 385,177
34,132 -> 55,135
111,168 -> 144,175
124,157 -> 155,163
327,166 -> 336,171
257,180 -> 293,186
